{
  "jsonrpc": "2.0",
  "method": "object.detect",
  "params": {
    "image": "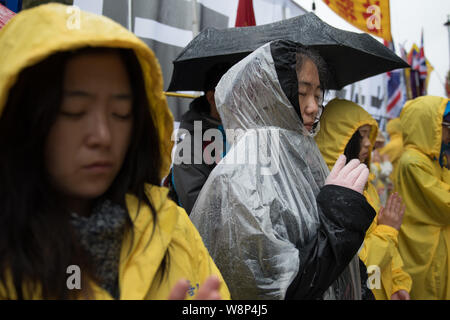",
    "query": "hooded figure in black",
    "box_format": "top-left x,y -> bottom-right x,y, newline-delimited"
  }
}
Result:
170,63 -> 231,214
190,40 -> 376,299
